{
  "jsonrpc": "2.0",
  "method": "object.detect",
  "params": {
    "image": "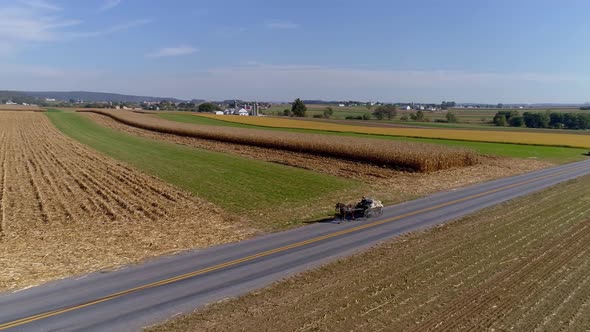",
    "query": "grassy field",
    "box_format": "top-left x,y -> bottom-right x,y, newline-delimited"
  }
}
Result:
162,113 -> 587,163
147,175 -> 590,332
47,111 -> 359,223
